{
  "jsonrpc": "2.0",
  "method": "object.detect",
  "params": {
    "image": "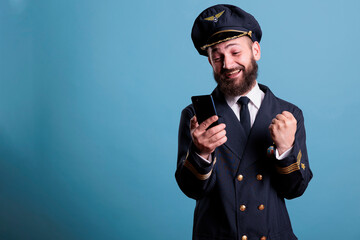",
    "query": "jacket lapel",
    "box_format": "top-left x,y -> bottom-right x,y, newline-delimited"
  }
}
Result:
237,84 -> 279,170
212,87 -> 247,160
